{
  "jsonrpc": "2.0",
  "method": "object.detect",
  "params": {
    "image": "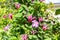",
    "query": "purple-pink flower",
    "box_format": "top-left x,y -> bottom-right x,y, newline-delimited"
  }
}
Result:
21,34 -> 28,40
4,25 -> 10,31
14,3 -> 20,9
28,15 -> 36,23
28,15 -> 33,23
42,24 -> 48,30
31,30 -> 37,35
3,15 -> 7,18
8,14 -> 13,19
38,17 -> 43,22
32,20 -> 39,28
